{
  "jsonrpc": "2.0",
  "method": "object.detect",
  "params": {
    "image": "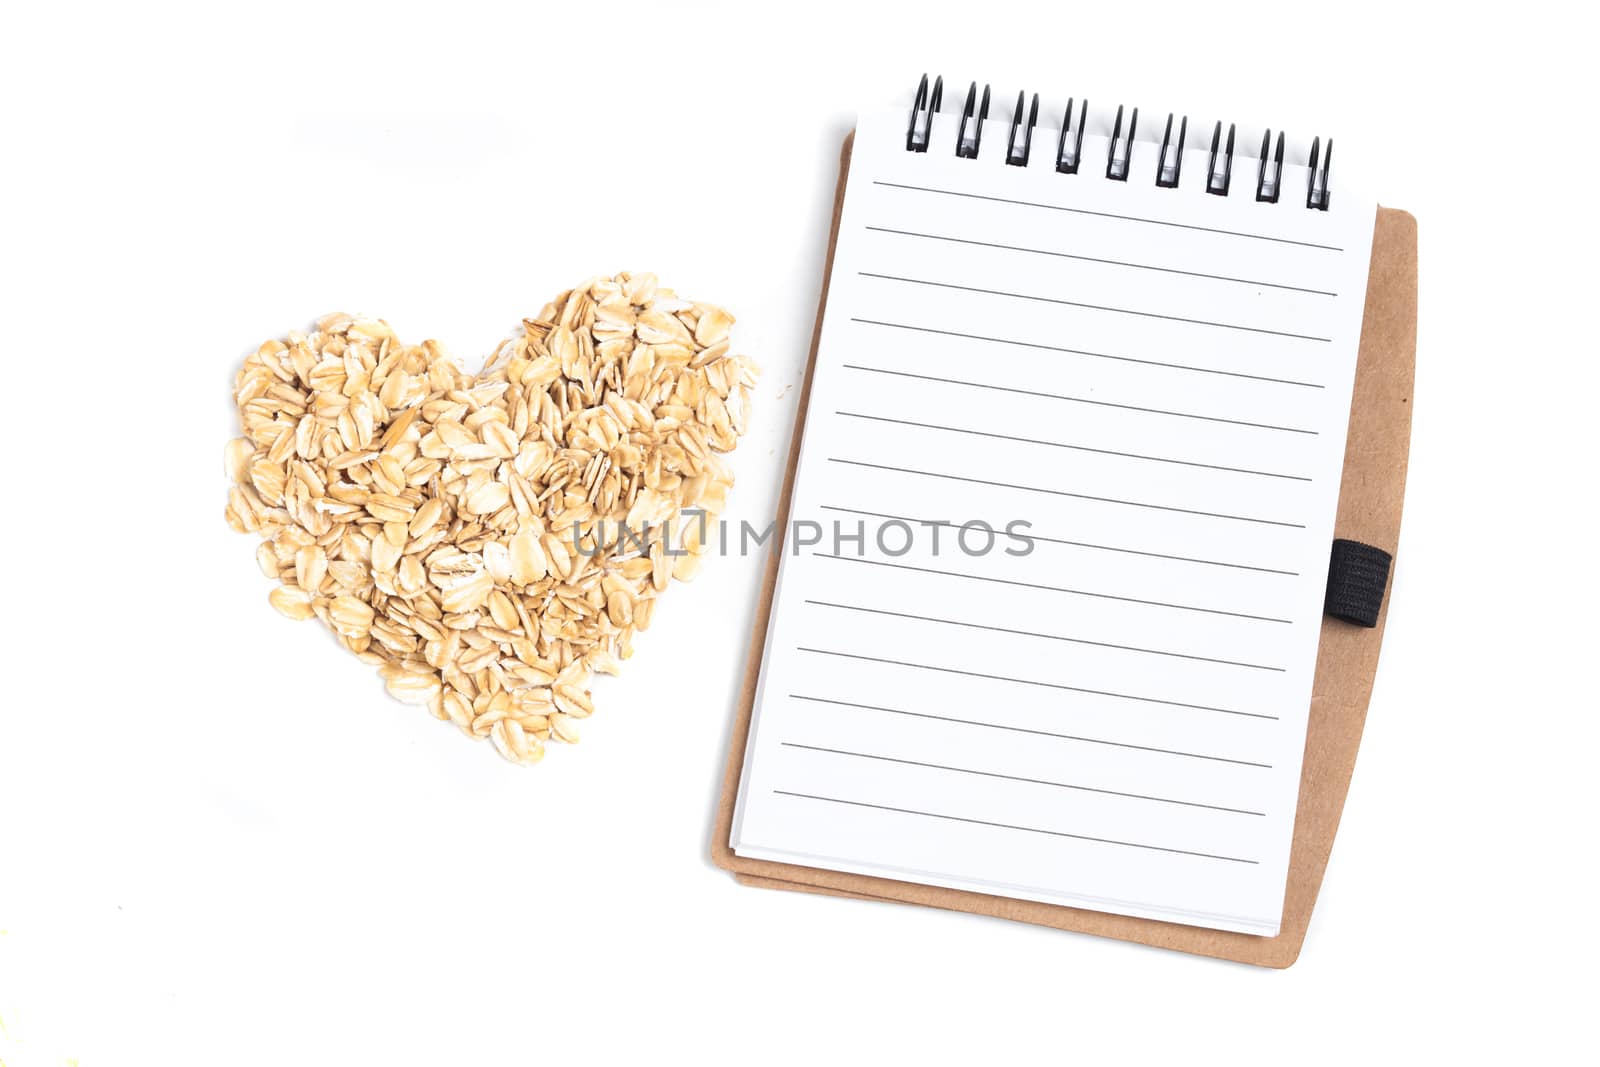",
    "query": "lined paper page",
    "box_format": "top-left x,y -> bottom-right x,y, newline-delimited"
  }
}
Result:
729,106 -> 1376,935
